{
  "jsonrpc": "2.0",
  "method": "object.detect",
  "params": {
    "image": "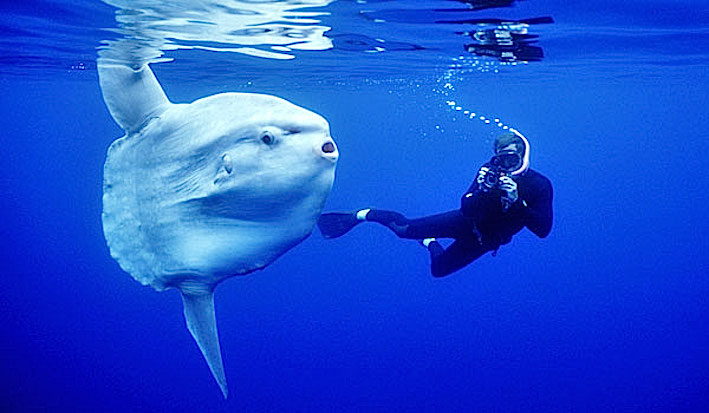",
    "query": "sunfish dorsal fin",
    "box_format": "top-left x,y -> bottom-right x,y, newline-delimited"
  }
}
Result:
97,61 -> 170,133
180,289 -> 228,399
